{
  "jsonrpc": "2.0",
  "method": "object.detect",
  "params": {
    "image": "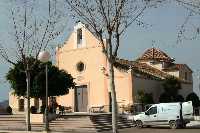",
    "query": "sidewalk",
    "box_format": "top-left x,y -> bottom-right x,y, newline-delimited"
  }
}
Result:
0,120 -> 200,133
0,130 -> 96,133
187,120 -> 200,127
